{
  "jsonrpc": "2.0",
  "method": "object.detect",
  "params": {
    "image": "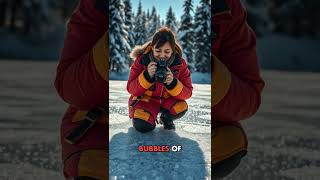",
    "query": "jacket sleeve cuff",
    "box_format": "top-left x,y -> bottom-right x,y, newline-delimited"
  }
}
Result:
138,71 -> 154,89
164,78 -> 177,90
93,31 -> 108,81
143,70 -> 155,83
165,78 -> 183,96
212,55 -> 231,106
